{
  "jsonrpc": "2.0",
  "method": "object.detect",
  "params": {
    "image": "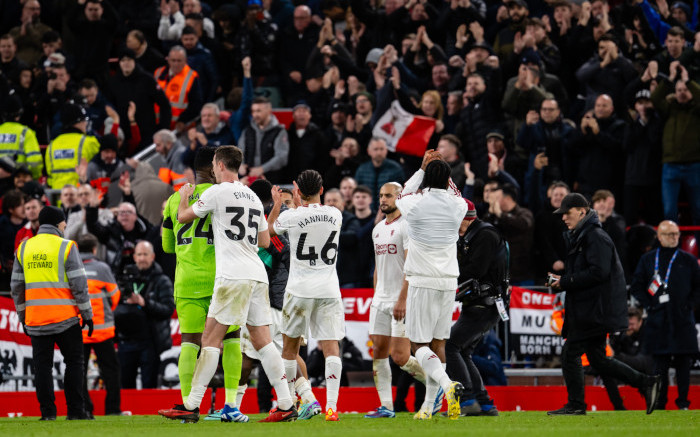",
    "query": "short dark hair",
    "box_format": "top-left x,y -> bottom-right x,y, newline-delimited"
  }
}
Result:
352,185 -> 373,197
194,146 -> 216,173
597,33 -> 618,46
420,160 -> 451,190
592,189 -> 614,204
41,30 -> 60,44
2,190 -> 24,214
79,78 -> 97,90
252,96 -> 270,105
0,34 -> 14,43
280,188 -> 293,196
182,26 -> 197,36
128,29 -> 146,45
77,233 -> 99,253
628,306 -> 643,320
297,170 -> 324,198
667,26 -> 685,39
250,179 -> 273,204
185,13 -> 204,21
440,134 -> 461,149
214,146 -> 243,172
548,181 -> 570,192
501,183 -> 519,202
